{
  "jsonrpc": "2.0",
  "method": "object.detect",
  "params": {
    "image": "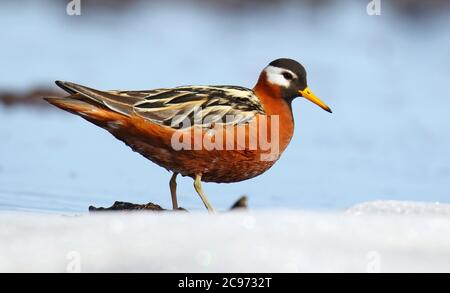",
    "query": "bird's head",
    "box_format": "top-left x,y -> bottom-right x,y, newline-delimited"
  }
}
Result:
258,58 -> 332,113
